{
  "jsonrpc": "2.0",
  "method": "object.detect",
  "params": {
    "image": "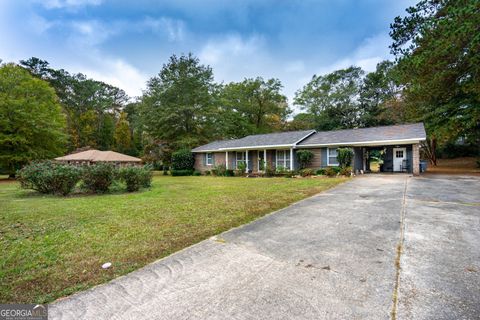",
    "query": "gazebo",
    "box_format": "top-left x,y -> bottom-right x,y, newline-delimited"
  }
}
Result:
55,149 -> 142,166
